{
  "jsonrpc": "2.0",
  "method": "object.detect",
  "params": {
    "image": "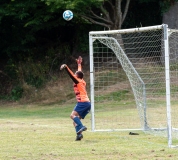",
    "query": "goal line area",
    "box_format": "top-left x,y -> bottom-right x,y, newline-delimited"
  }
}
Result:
89,24 -> 178,148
